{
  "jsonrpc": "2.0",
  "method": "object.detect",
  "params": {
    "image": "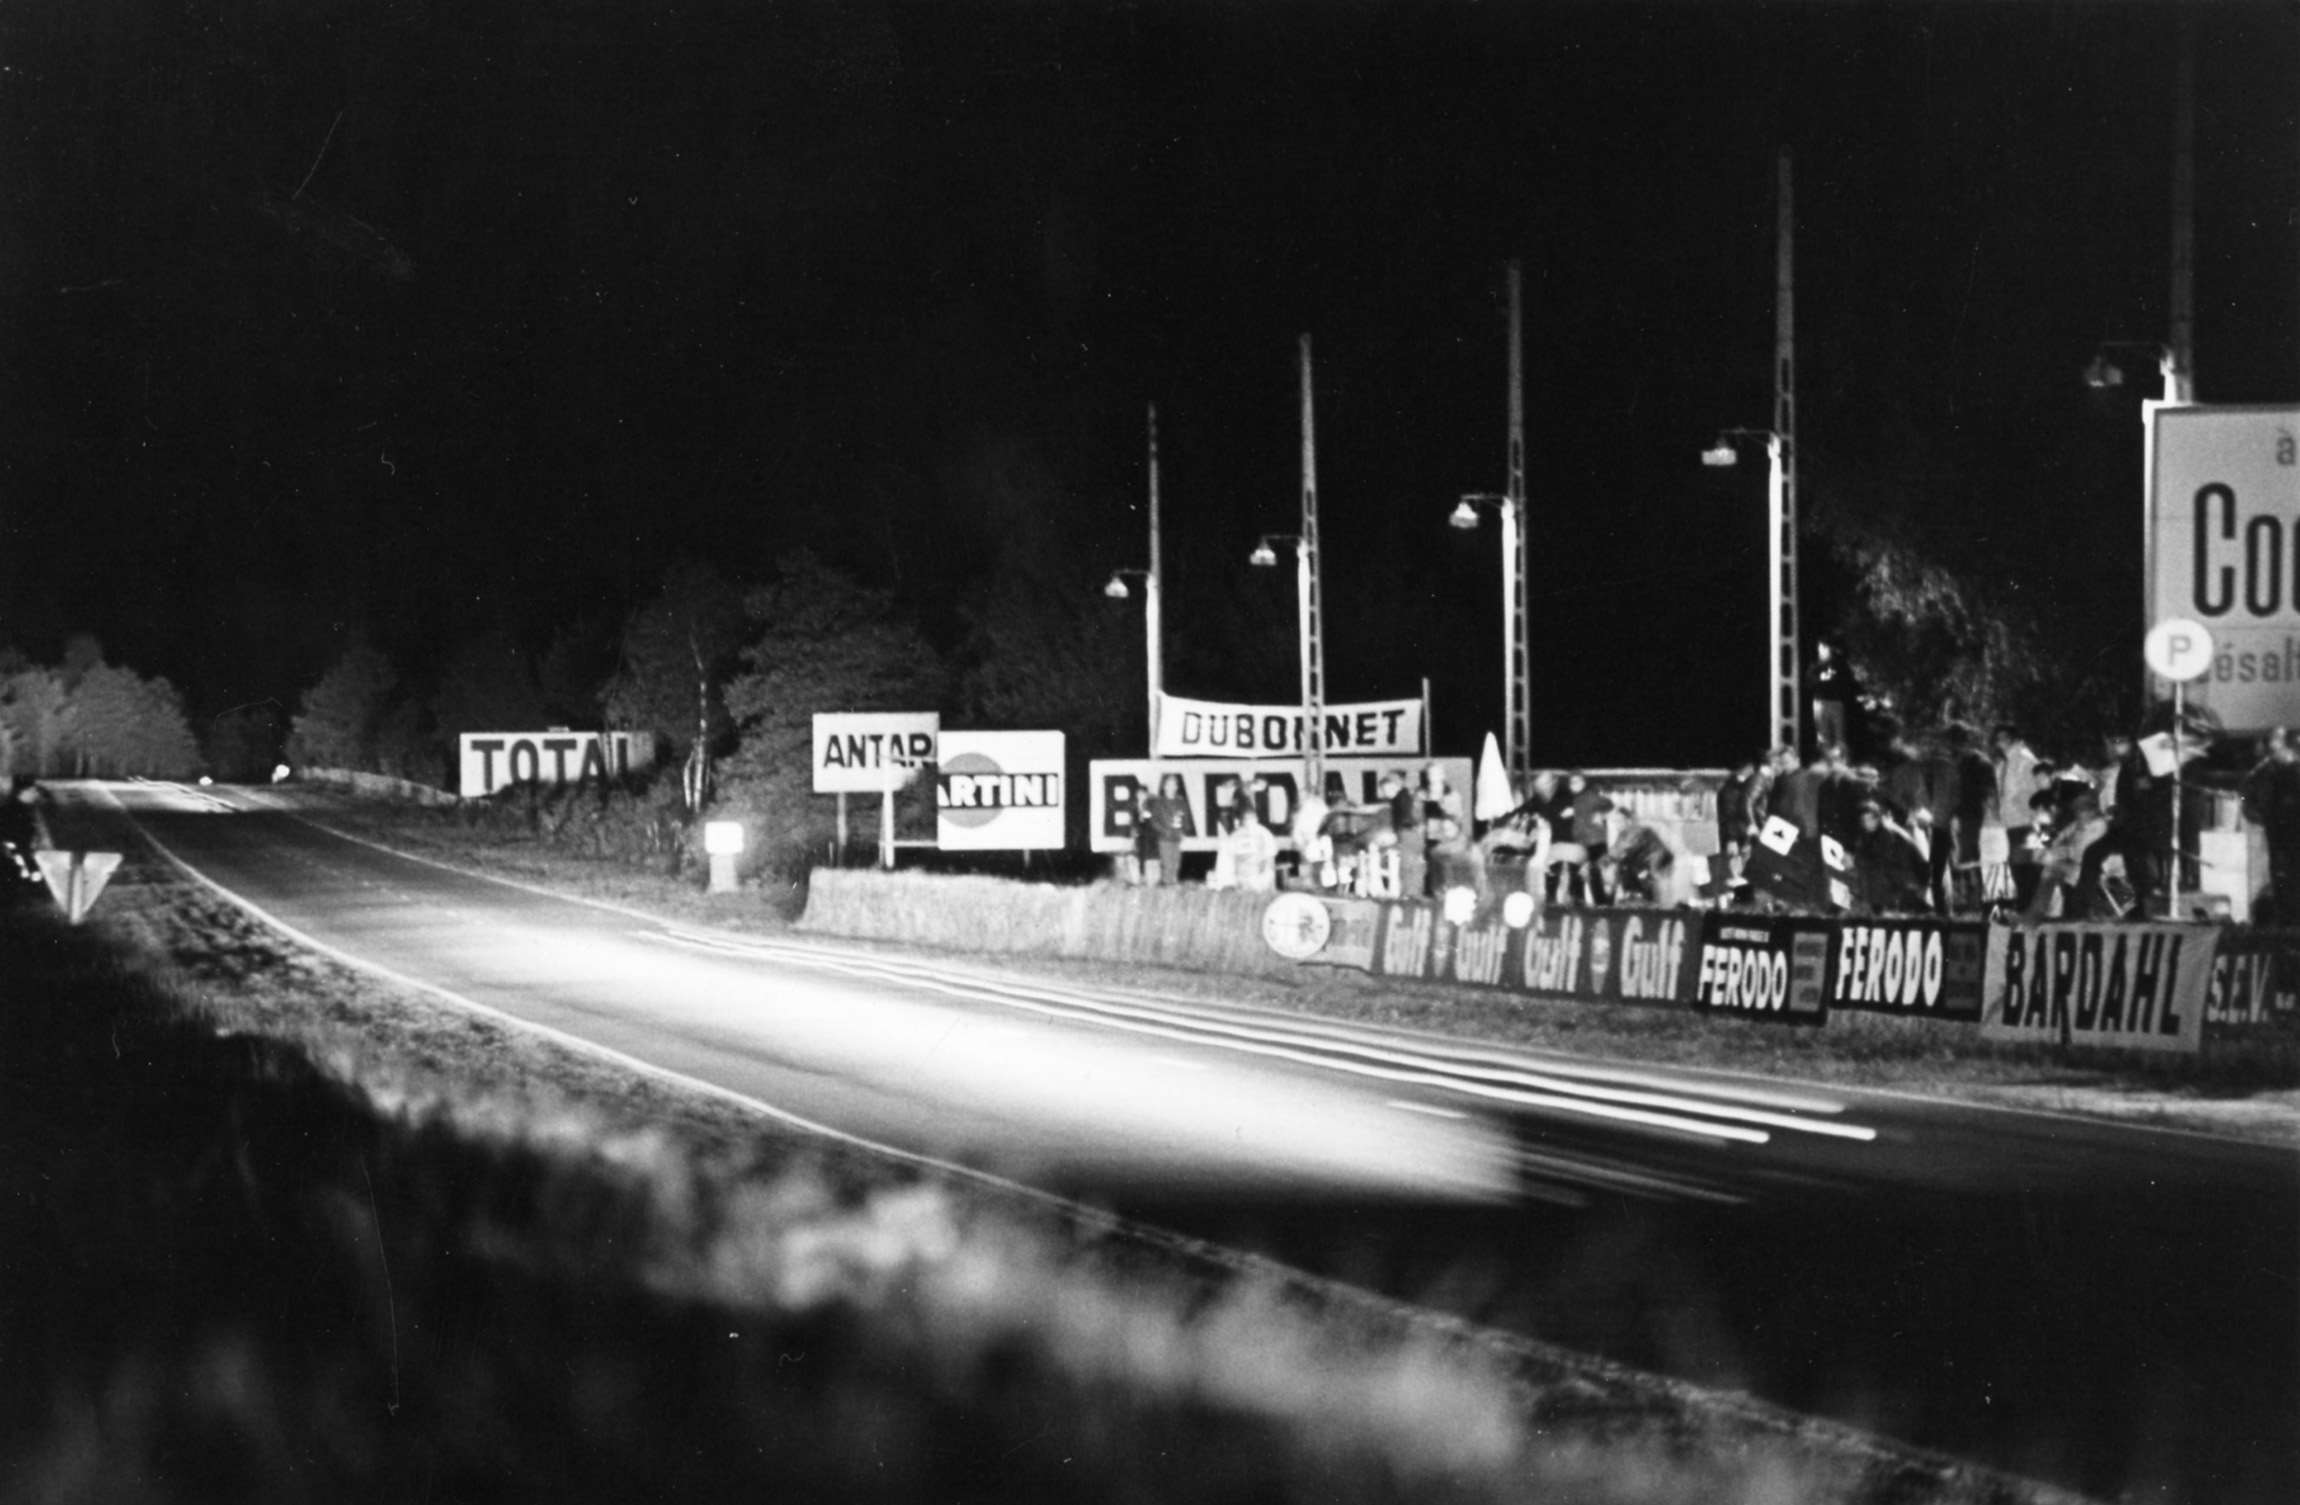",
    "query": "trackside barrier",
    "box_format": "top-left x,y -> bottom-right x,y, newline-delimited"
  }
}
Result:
798,870 -> 1303,977
797,871 -> 2289,1055
300,767 -> 461,808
